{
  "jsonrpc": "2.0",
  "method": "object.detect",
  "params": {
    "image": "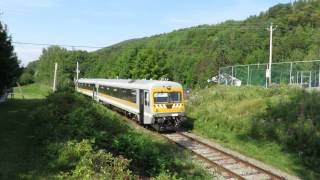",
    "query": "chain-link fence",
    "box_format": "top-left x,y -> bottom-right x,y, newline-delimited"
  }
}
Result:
218,60 -> 320,88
